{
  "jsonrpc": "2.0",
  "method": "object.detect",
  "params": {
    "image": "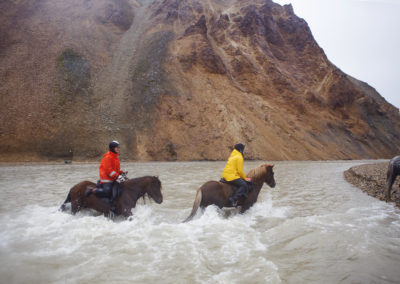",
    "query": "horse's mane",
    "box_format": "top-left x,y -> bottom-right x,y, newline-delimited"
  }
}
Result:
125,176 -> 160,187
247,164 -> 272,184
